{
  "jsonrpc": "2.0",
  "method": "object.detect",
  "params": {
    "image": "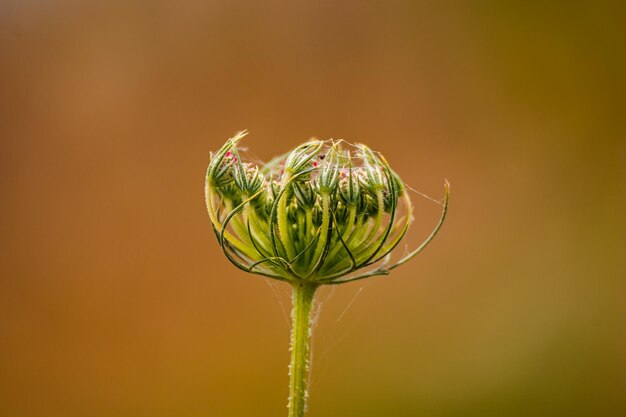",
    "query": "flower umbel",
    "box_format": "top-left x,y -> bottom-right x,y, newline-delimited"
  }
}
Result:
205,131 -> 448,417
205,131 -> 449,285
